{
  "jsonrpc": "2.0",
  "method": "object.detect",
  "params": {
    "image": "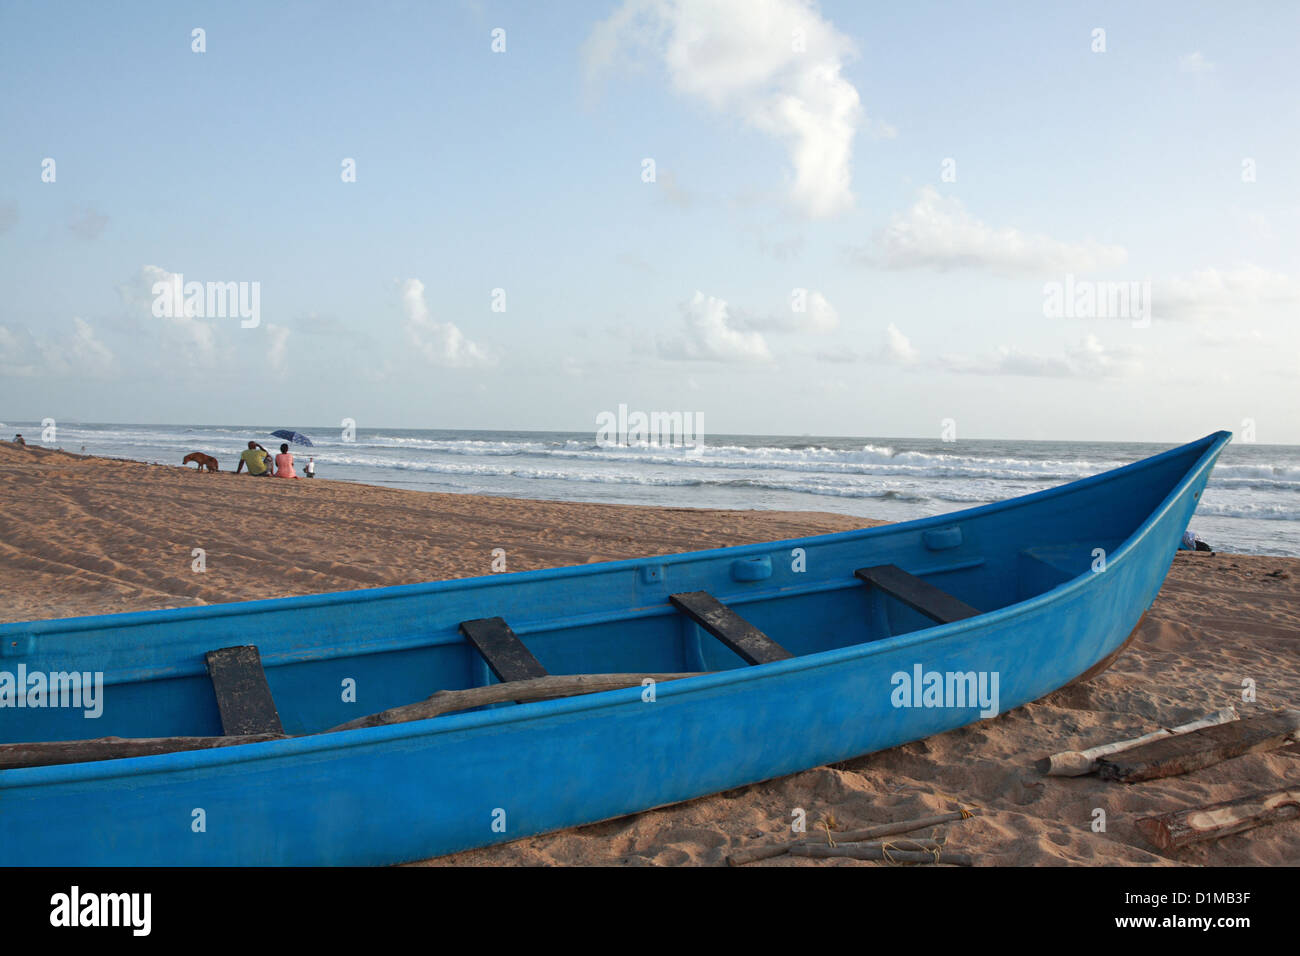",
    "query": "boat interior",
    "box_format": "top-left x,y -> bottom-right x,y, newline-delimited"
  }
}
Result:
1,435 -> 1211,753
